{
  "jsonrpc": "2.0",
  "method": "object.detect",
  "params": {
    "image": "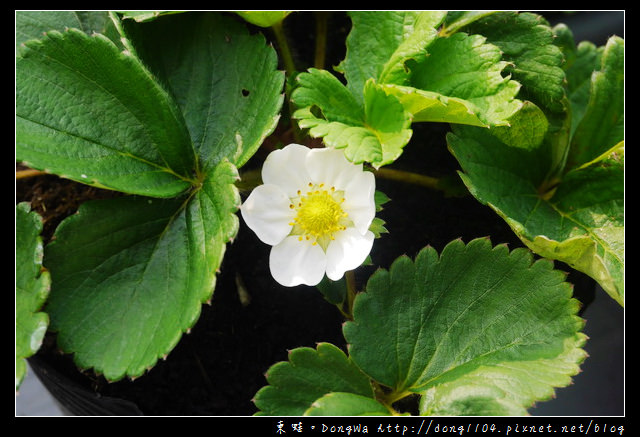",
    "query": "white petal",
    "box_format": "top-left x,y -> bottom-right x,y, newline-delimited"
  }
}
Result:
306,147 -> 362,190
240,184 -> 295,246
342,171 -> 376,234
325,228 -> 374,281
269,236 -> 327,286
261,144 -> 311,197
